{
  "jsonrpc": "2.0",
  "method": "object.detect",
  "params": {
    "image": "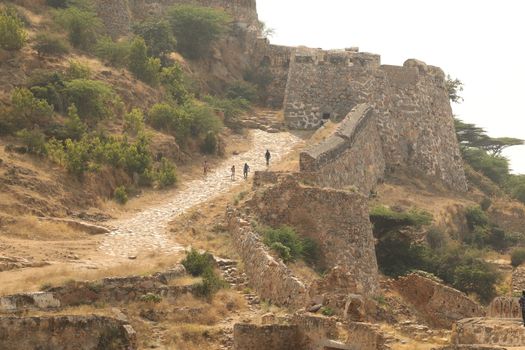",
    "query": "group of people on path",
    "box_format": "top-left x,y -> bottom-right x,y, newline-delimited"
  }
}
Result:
203,149 -> 272,181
